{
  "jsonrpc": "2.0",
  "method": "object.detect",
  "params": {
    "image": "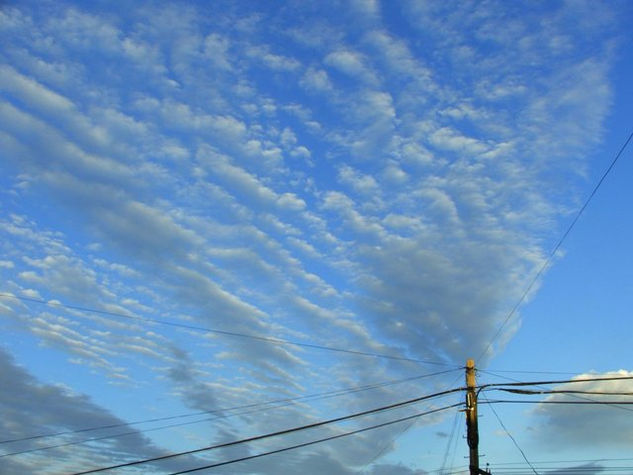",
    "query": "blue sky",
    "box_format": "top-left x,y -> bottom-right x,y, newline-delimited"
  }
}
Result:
1,1 -> 632,473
